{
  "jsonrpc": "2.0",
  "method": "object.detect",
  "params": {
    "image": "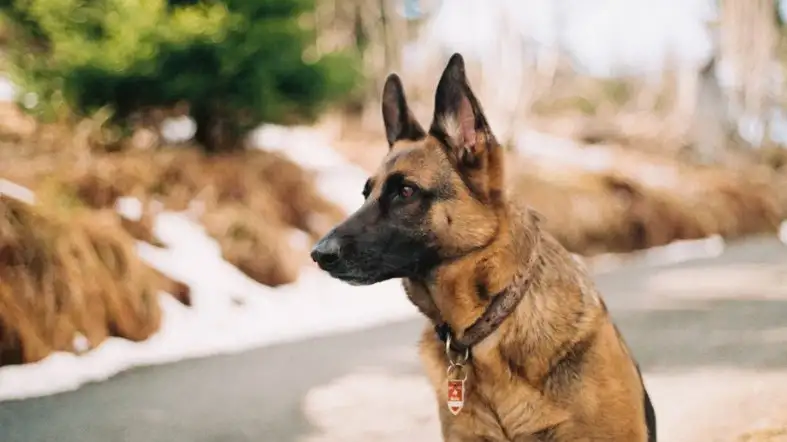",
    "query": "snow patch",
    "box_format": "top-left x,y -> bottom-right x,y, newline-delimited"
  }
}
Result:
0,76 -> 17,102
72,334 -> 90,354
588,235 -> 725,274
160,116 -> 197,144
0,179 -> 35,204
289,229 -> 313,252
115,197 -> 143,222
